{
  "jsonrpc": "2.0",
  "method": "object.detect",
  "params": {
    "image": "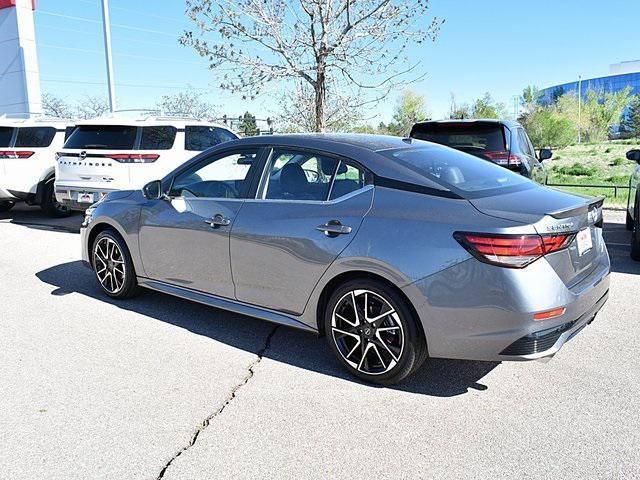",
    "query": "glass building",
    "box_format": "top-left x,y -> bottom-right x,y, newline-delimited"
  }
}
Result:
539,61 -> 640,106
